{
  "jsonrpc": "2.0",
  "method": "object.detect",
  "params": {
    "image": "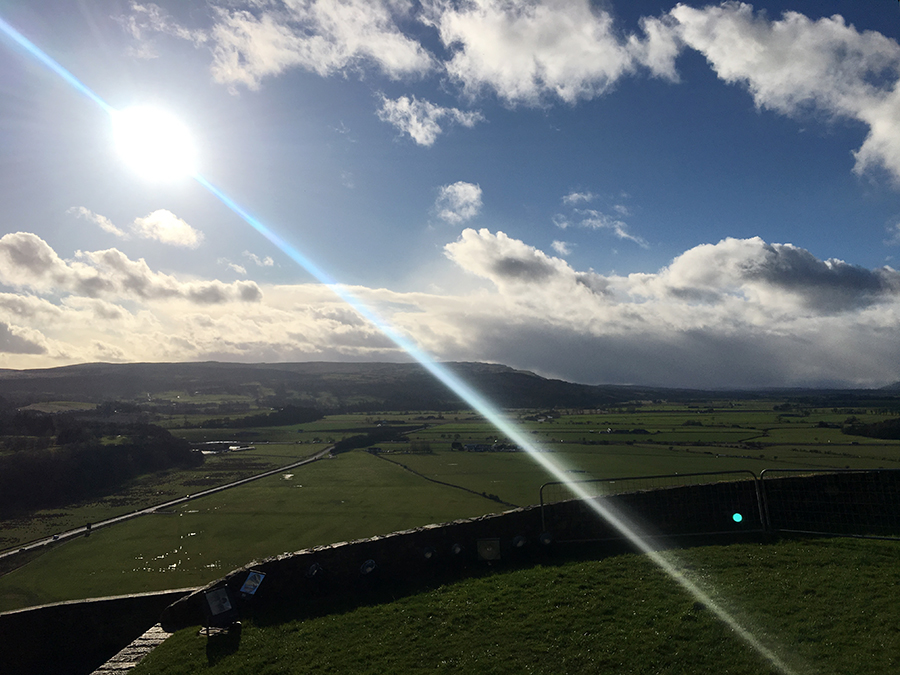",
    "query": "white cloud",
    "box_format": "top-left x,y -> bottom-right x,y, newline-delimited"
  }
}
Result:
551,240 -> 572,256
428,229 -> 900,387
670,2 -> 900,182
554,207 -> 647,248
562,191 -> 595,205
632,236 -> 900,314
577,209 -> 648,248
118,2 -> 209,58
0,232 -> 258,304
628,15 -> 682,83
69,207 -> 204,248
377,95 -> 483,146
443,228 -> 609,306
68,207 -> 128,238
423,0 -> 676,104
888,223 -> 900,246
206,0 -> 433,90
118,0 -> 900,189
132,210 -> 204,248
0,293 -> 63,321
435,181 -> 483,224
244,251 -> 275,267
3,231 -> 900,388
